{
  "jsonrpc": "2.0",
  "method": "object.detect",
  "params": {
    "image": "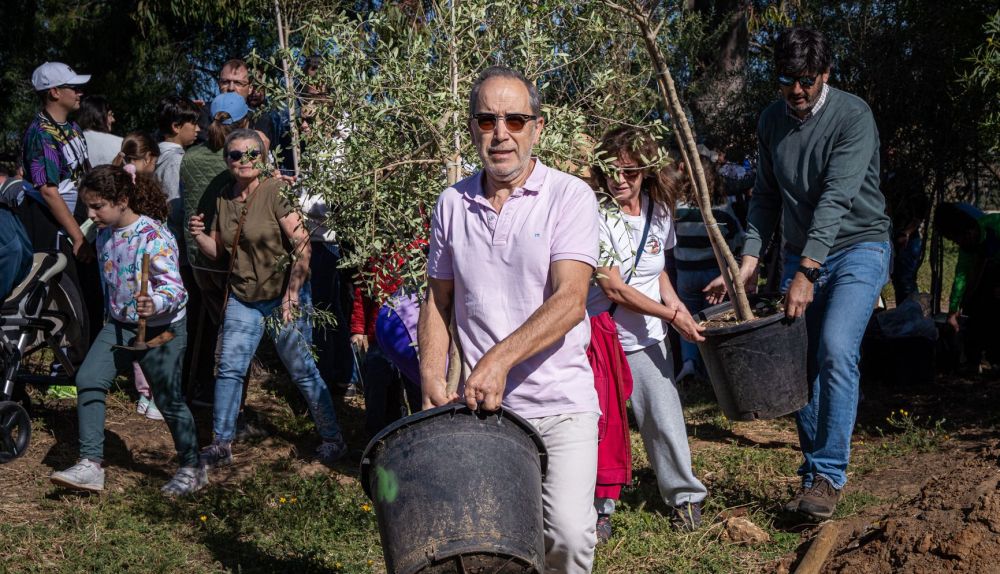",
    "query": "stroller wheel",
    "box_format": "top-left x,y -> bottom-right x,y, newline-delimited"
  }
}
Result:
0,401 -> 31,463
